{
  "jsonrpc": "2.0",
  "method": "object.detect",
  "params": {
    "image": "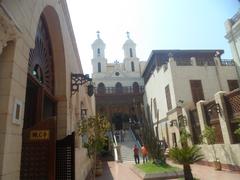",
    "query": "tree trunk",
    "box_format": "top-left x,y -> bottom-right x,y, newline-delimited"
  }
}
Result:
183,164 -> 193,180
